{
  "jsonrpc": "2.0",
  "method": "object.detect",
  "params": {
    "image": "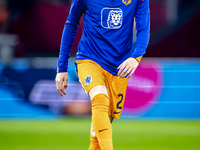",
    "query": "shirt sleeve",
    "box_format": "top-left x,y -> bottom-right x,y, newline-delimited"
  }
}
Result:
57,0 -> 86,73
131,0 -> 150,59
